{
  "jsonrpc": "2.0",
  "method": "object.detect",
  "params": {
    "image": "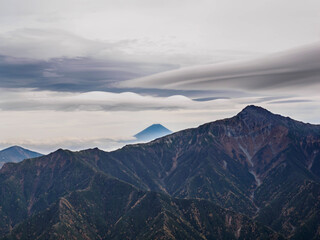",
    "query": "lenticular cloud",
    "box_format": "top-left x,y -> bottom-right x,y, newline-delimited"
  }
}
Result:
120,43 -> 320,93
